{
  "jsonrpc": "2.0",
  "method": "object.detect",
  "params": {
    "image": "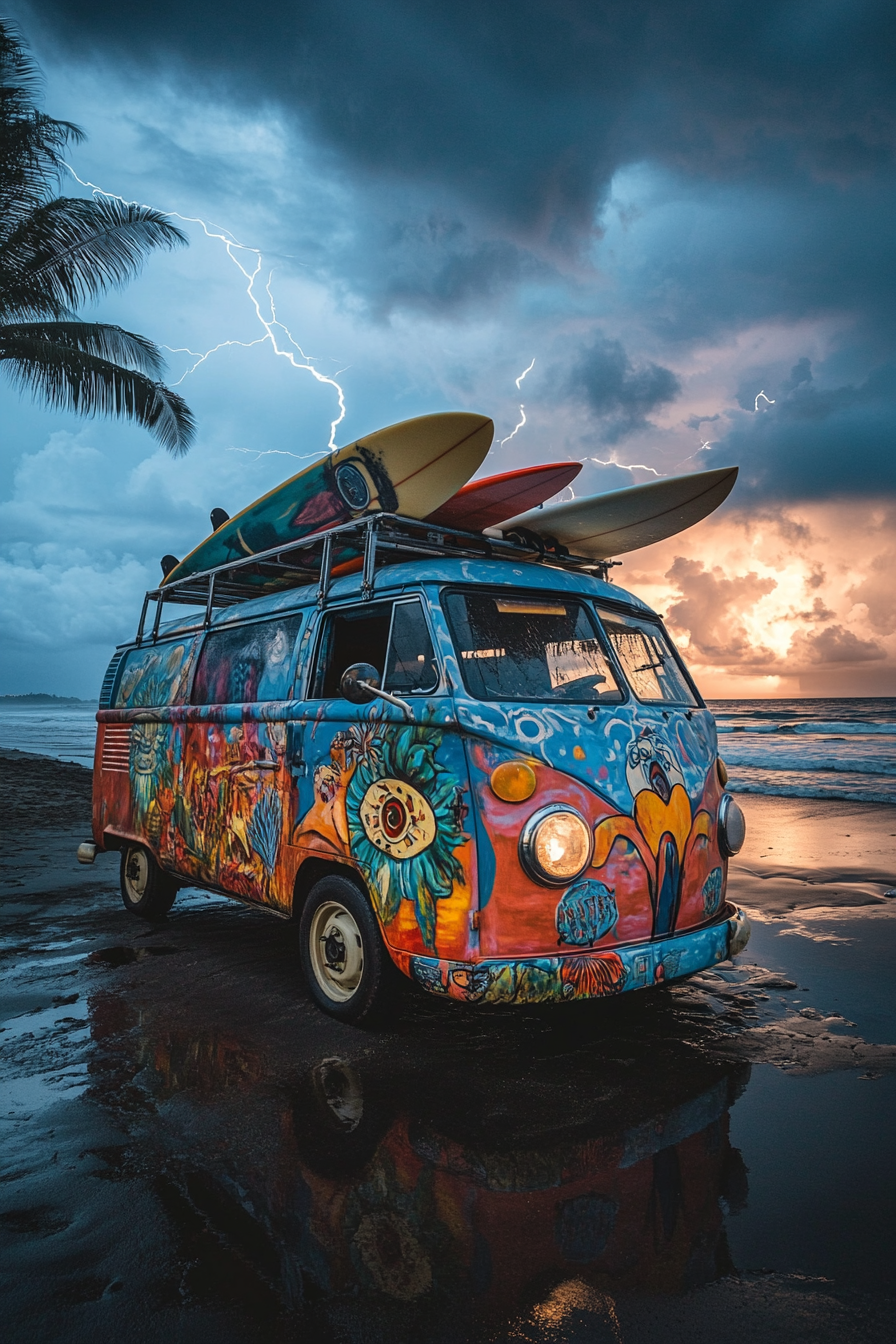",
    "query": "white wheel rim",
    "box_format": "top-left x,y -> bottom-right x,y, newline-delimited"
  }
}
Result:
308,900 -> 364,1003
124,848 -> 149,903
